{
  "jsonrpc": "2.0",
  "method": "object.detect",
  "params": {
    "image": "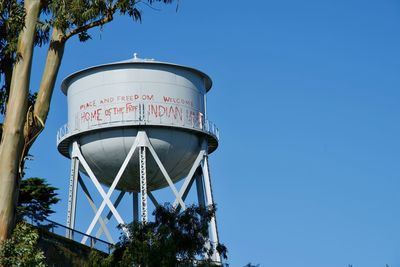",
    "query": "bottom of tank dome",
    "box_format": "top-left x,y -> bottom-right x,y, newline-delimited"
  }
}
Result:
74,126 -> 203,192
